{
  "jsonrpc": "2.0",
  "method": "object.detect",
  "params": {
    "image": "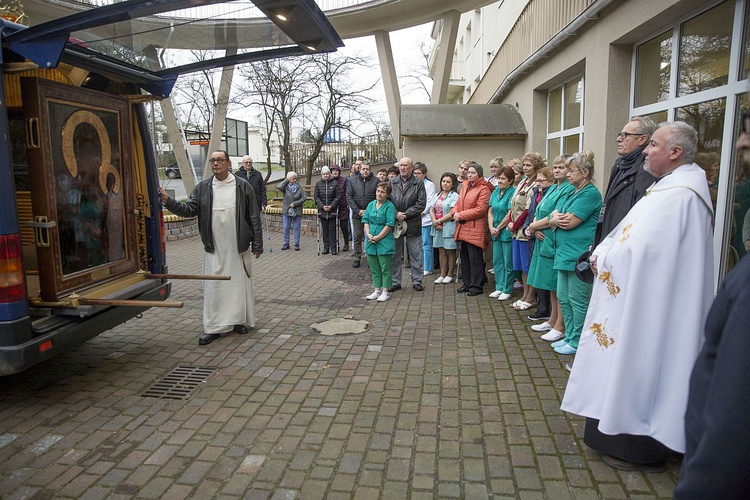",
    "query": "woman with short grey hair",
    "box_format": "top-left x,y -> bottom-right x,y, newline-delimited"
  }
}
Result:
277,171 -> 306,250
